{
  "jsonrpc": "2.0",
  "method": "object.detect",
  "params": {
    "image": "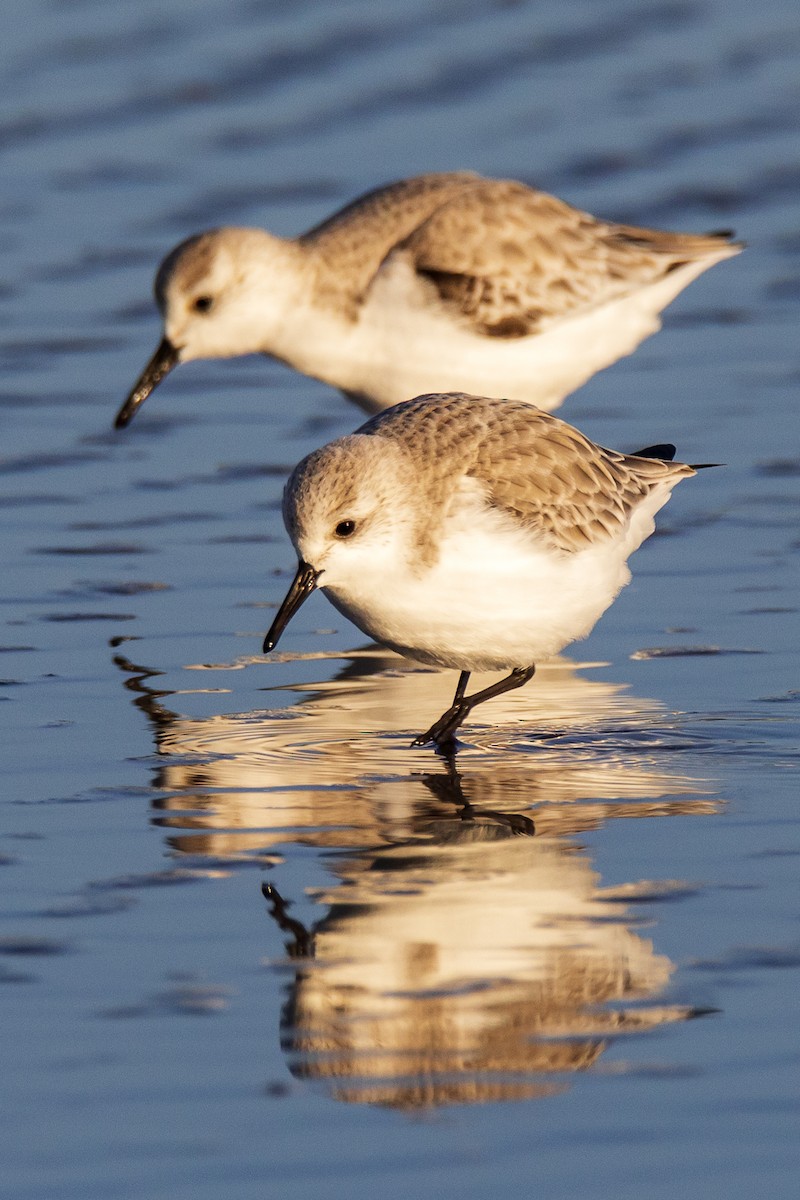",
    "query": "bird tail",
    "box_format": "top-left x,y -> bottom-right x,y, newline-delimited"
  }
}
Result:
629,444 -> 723,472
